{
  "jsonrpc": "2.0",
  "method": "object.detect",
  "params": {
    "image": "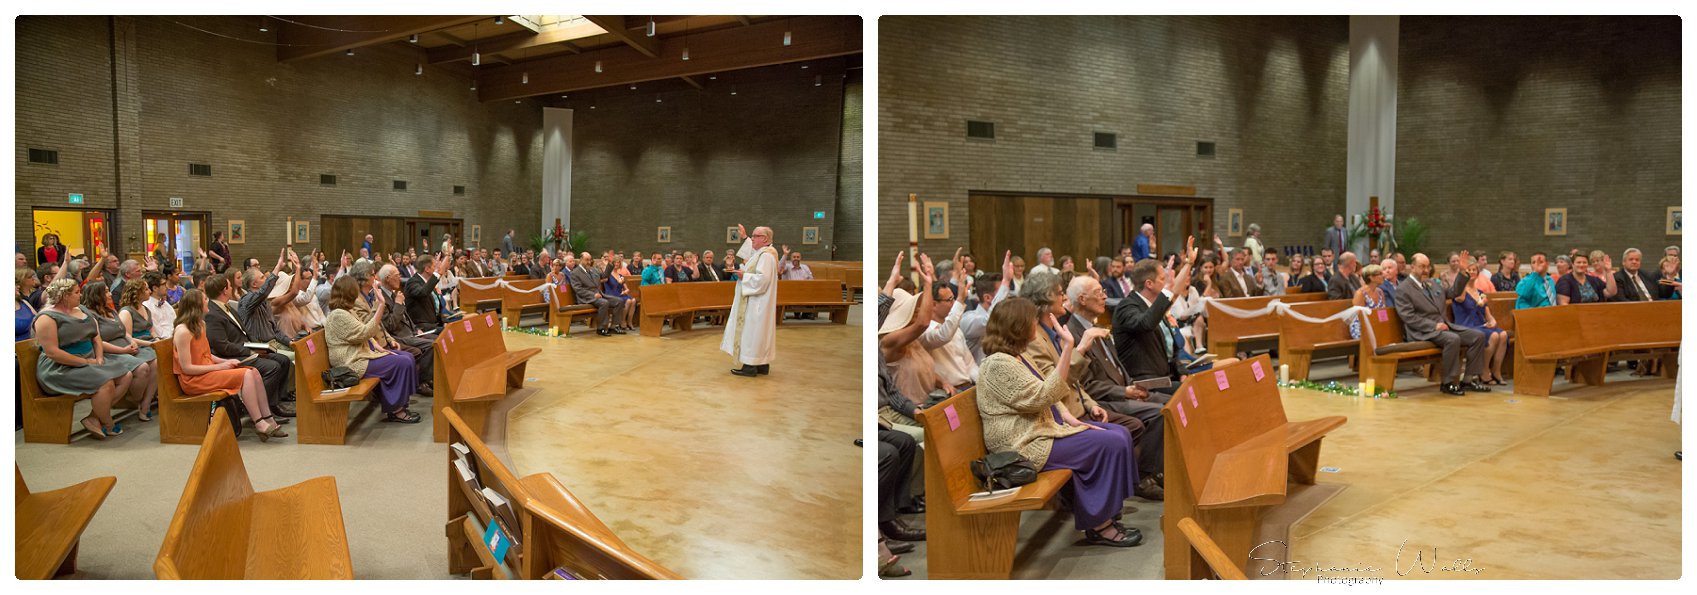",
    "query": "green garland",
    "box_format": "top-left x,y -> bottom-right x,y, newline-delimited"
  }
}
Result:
1277,379 -> 1398,399
504,326 -> 562,338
